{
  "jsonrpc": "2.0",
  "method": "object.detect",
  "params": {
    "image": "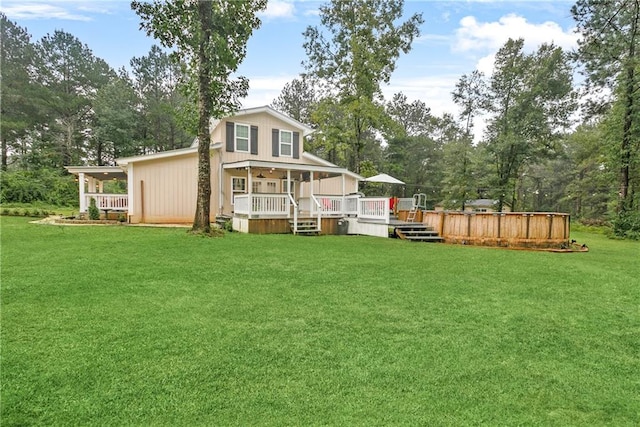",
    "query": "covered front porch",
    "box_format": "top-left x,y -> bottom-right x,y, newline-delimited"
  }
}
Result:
65,166 -> 128,218
221,160 -> 392,234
